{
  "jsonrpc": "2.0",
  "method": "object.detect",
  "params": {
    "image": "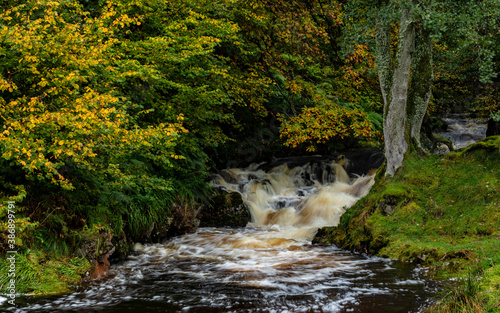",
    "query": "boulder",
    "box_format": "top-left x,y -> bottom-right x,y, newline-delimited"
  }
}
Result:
76,231 -> 115,280
433,143 -> 450,155
198,190 -> 251,228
